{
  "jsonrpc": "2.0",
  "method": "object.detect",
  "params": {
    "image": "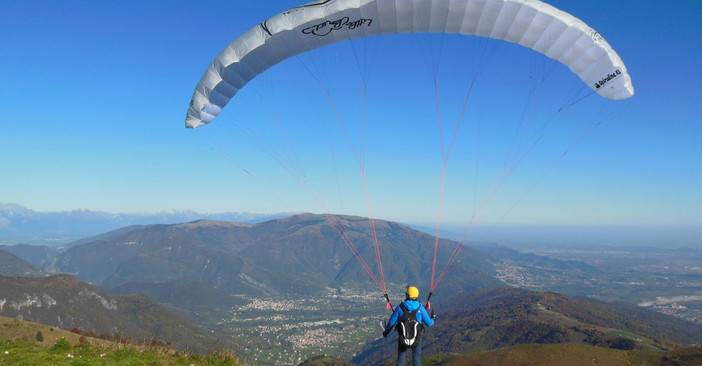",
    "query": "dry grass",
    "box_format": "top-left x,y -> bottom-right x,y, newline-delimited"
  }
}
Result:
0,315 -> 181,355
0,315 -> 113,348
